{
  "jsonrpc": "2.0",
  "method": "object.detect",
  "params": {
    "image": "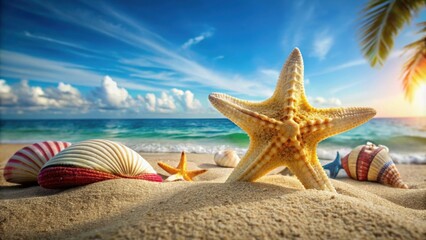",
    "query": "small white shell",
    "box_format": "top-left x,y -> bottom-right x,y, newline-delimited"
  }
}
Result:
42,139 -> 156,176
165,174 -> 185,182
214,150 -> 240,168
4,141 -> 71,184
